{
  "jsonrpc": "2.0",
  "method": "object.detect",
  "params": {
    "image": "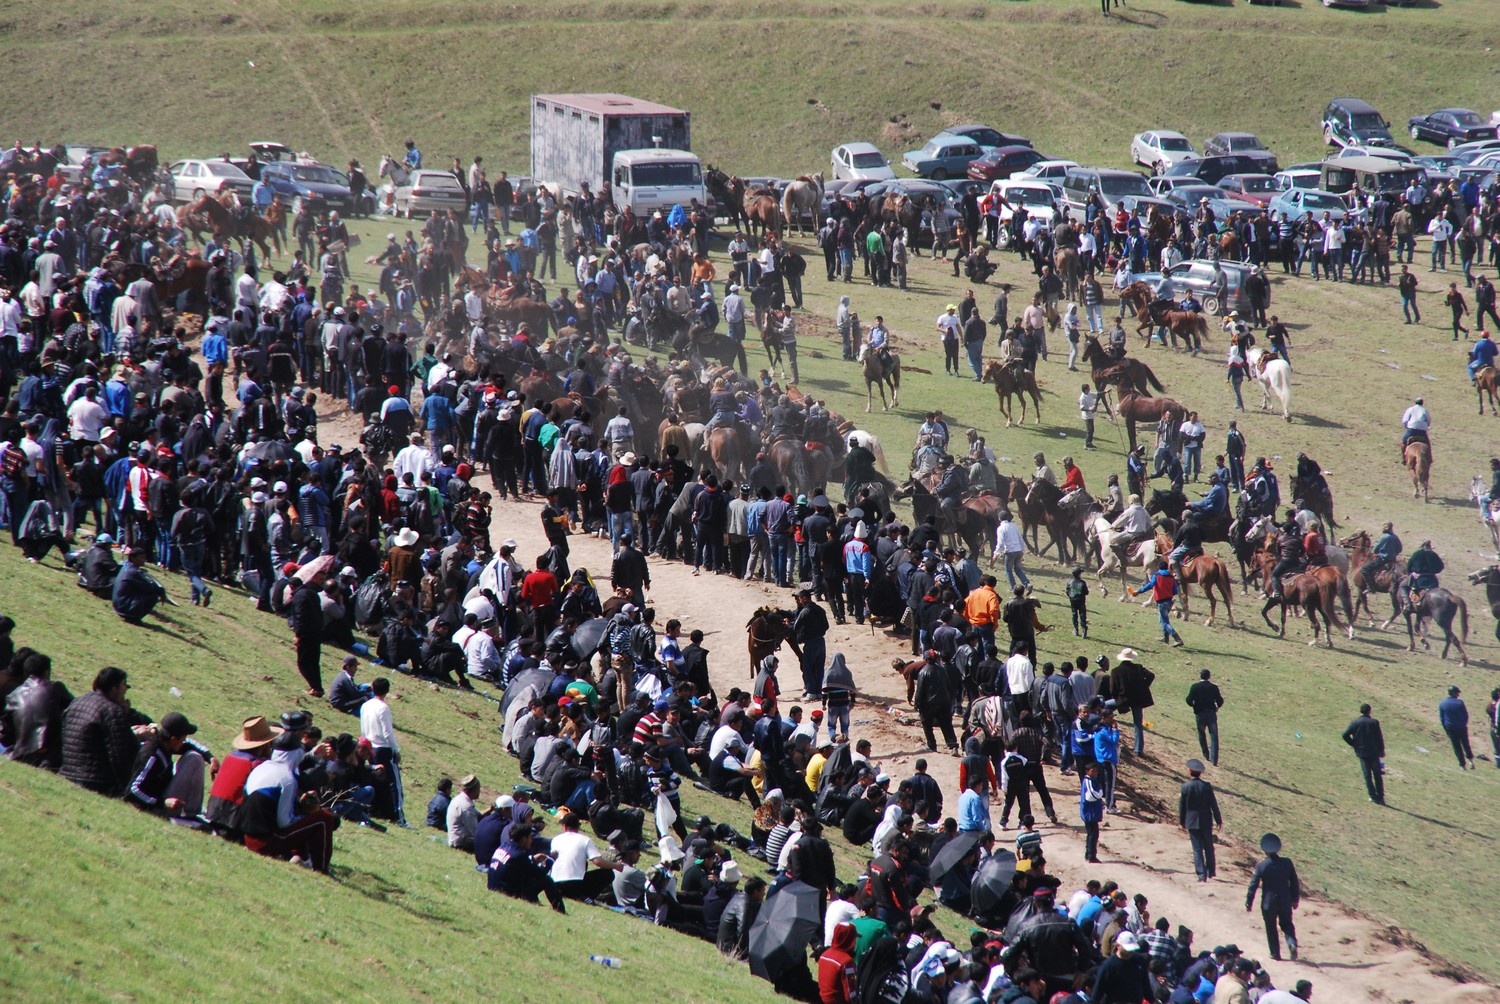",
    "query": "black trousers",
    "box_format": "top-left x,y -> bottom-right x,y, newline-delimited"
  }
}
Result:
1188,825 -> 1216,879
1445,726 -> 1473,766
920,710 -> 957,752
1359,755 -> 1385,803
296,636 -> 324,693
554,869 -> 615,902
1261,904 -> 1296,958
